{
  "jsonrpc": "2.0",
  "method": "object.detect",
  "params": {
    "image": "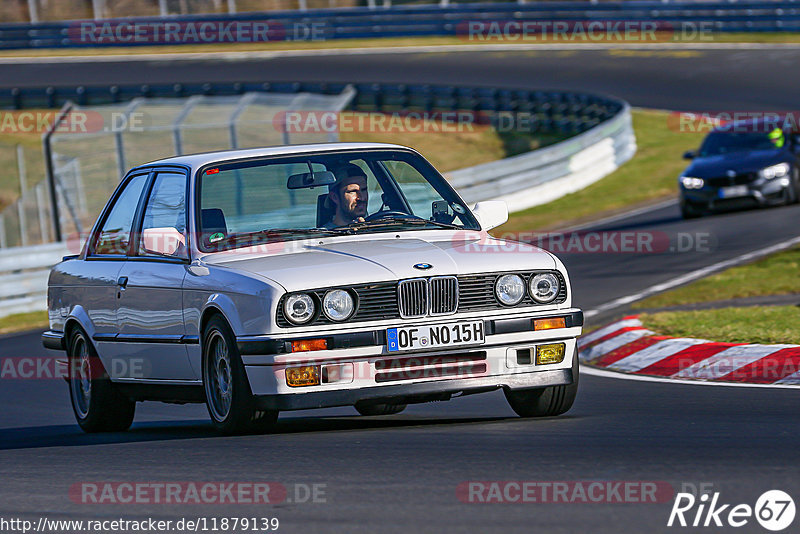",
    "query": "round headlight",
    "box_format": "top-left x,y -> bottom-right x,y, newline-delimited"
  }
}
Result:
529,273 -> 560,303
495,274 -> 526,306
322,289 -> 355,321
284,293 -> 315,324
